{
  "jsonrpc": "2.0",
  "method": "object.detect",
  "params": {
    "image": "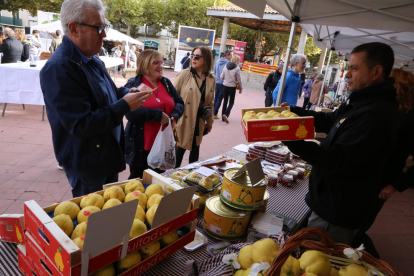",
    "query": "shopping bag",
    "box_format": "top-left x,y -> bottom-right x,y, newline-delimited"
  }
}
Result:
147,119 -> 176,170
